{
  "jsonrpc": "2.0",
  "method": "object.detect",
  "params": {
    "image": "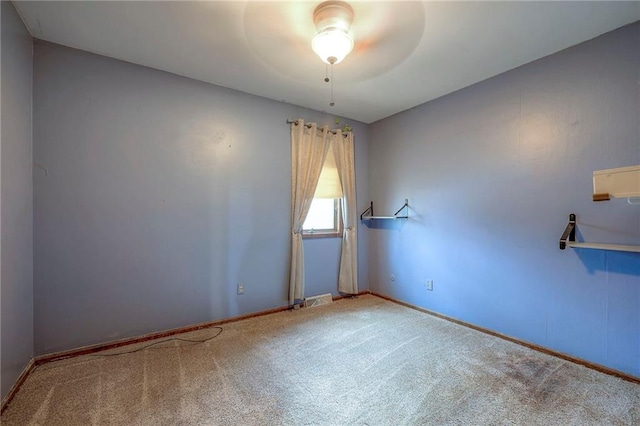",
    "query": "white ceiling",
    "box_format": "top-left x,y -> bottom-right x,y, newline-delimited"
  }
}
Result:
14,1 -> 640,123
